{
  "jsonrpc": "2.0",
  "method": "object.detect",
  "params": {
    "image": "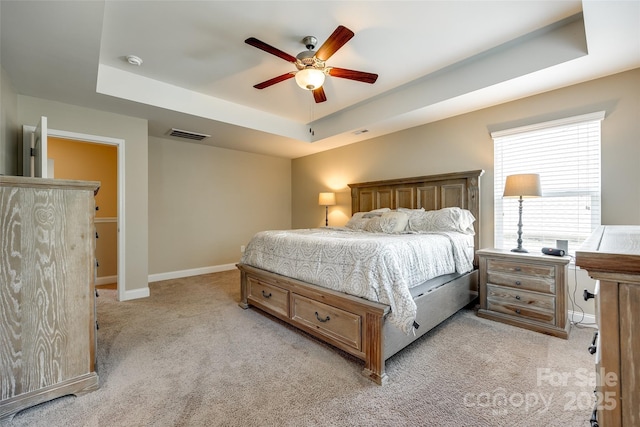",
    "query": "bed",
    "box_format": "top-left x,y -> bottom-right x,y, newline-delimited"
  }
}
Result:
237,170 -> 484,384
